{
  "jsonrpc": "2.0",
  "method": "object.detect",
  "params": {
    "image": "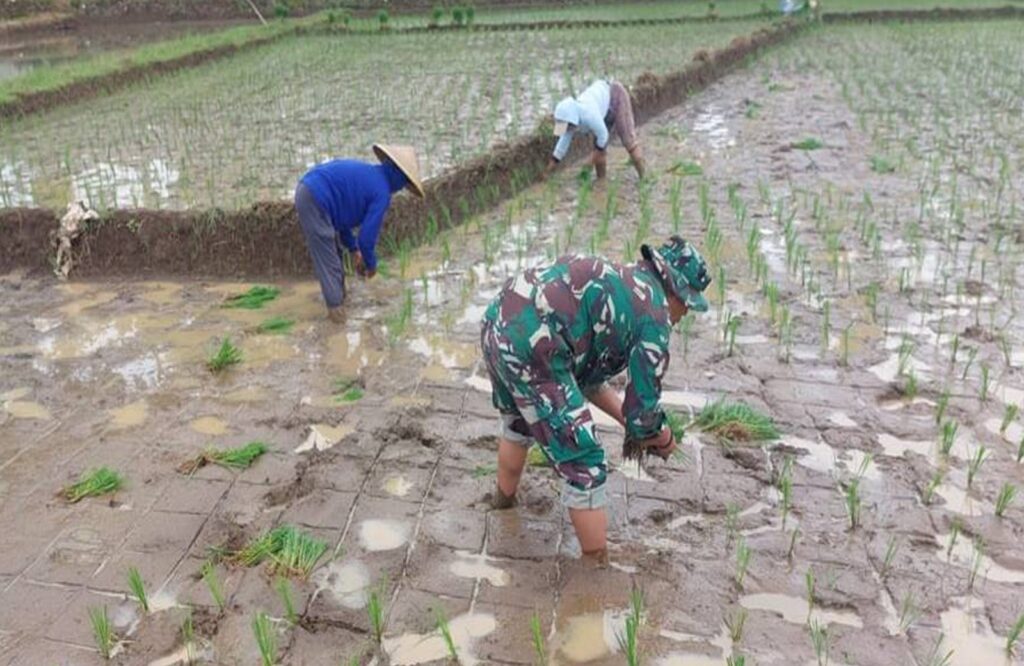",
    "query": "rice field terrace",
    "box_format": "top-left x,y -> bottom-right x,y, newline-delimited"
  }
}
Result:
0,20 -> 767,210
2,6 -> 1024,666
